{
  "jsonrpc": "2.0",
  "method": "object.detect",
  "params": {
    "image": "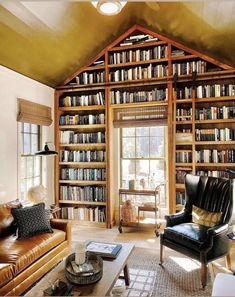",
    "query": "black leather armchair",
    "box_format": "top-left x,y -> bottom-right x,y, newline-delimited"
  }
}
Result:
160,174 -> 234,288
